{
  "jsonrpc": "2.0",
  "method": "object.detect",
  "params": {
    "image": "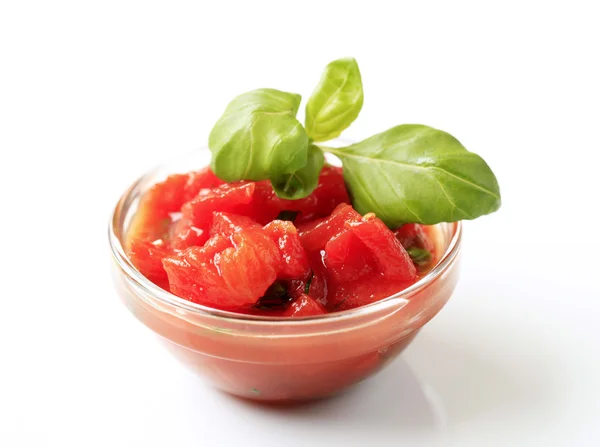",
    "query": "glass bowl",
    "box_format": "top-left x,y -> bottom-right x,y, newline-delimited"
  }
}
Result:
108,149 -> 461,403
